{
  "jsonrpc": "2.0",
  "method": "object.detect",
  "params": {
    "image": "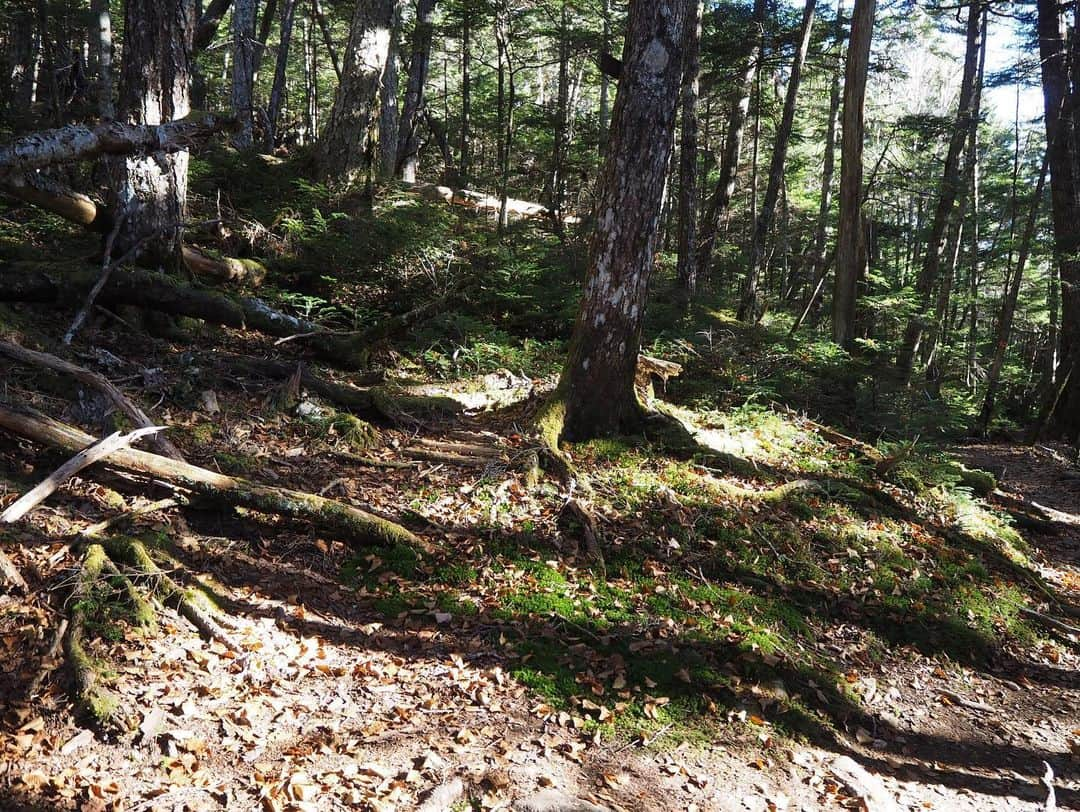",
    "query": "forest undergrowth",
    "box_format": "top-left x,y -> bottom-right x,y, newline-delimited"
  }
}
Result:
1,155 -> 1078,811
